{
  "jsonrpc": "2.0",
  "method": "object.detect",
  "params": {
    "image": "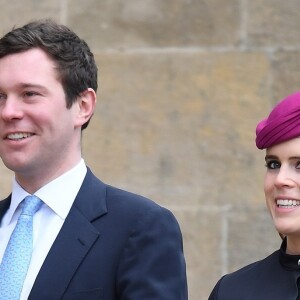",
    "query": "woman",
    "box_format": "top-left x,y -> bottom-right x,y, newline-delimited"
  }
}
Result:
209,91 -> 300,299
